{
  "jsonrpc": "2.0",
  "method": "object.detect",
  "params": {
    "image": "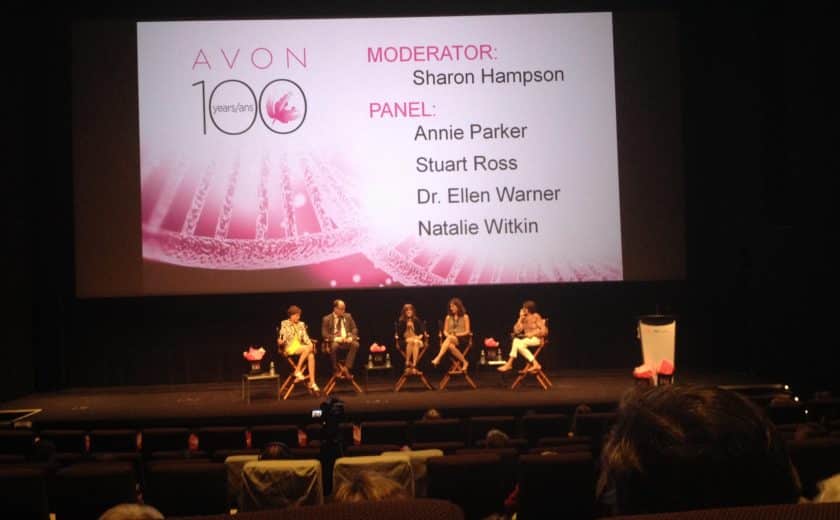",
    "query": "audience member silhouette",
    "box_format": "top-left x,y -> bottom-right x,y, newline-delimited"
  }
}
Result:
99,504 -> 164,520
569,403 -> 592,437
485,428 -> 510,449
813,473 -> 840,503
597,384 -> 802,515
332,471 -> 410,502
